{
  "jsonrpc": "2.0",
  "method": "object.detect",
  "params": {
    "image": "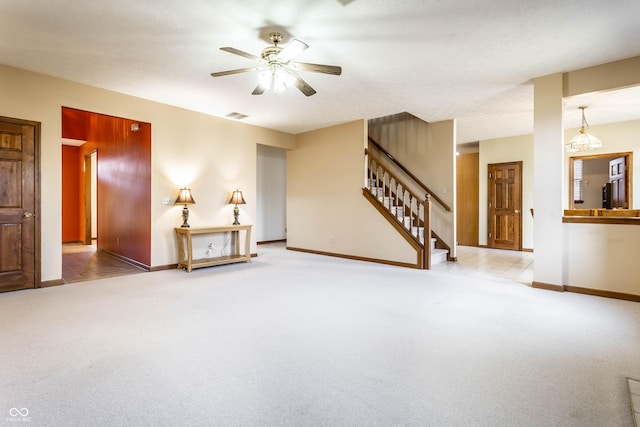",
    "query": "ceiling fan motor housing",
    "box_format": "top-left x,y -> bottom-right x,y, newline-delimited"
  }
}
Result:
261,46 -> 283,62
